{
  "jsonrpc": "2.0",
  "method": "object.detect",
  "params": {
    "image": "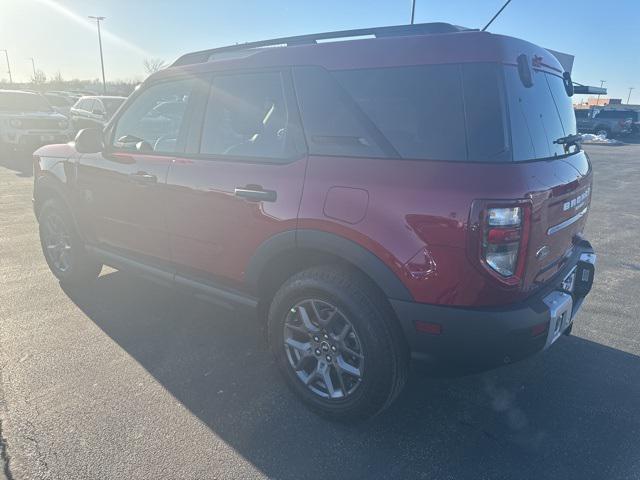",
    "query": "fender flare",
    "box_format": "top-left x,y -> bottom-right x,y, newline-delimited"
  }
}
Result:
245,229 -> 413,301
